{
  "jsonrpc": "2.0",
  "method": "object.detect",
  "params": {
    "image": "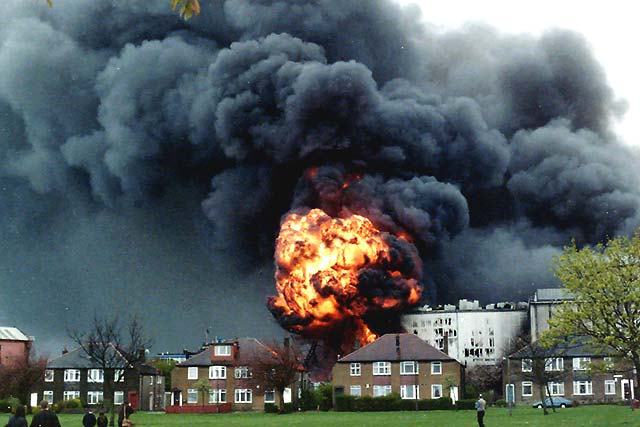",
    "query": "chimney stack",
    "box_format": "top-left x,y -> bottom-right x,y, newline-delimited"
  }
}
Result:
395,334 -> 401,358
443,331 -> 449,356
